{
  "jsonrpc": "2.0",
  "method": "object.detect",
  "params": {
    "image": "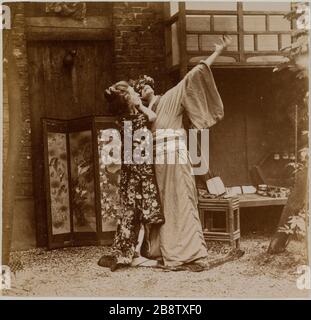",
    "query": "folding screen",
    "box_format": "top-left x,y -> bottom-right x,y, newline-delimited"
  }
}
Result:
43,116 -> 120,248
